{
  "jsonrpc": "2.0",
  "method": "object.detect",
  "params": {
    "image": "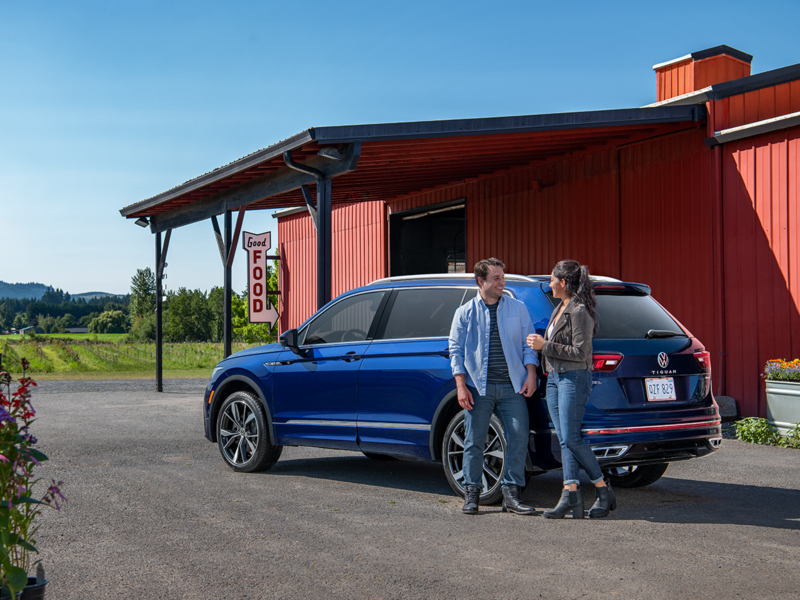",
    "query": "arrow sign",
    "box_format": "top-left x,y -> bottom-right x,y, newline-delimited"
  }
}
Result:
243,231 -> 280,327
